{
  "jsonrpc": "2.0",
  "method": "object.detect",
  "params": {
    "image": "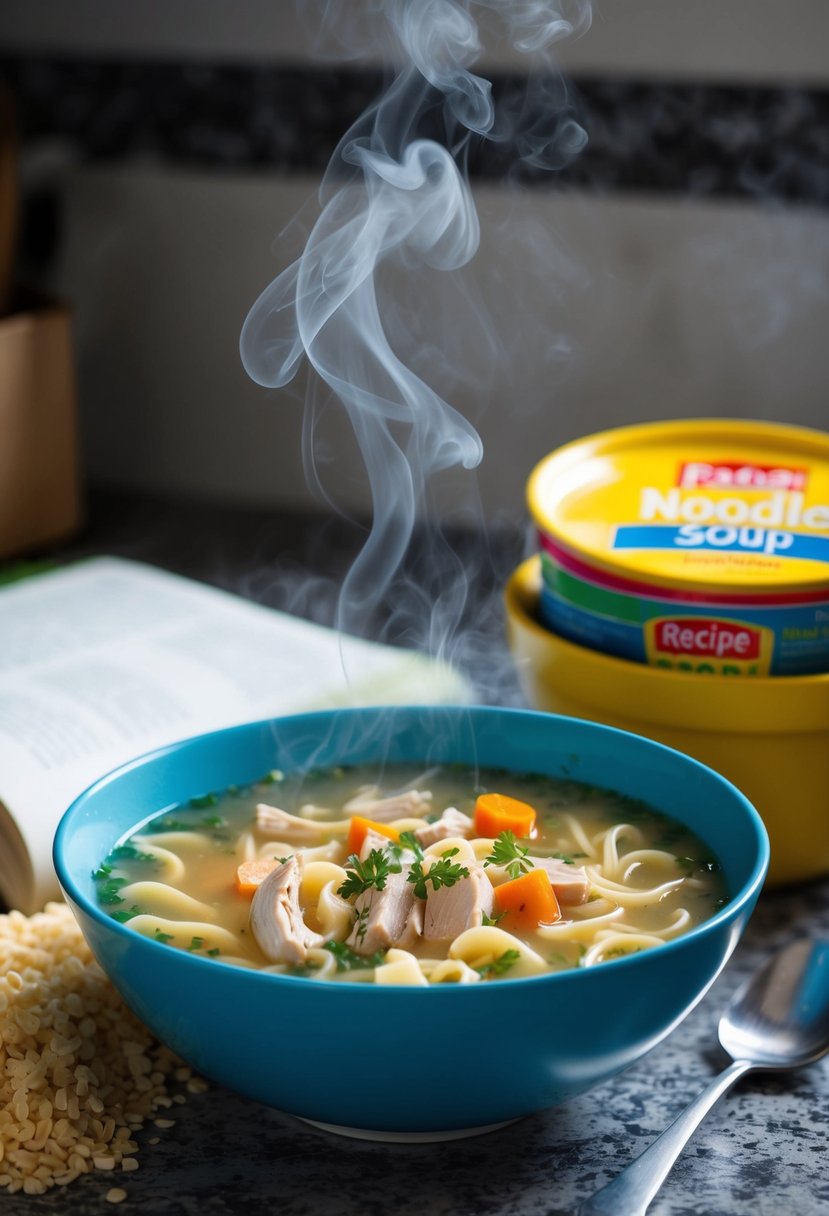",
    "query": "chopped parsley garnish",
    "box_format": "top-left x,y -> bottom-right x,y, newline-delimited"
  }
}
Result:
323,941 -> 388,972
604,946 -> 639,960
408,848 -> 469,900
189,793 -> 219,809
676,856 -> 722,877
154,930 -> 175,945
483,831 -> 534,880
109,843 -> 157,865
549,851 -> 587,866
93,875 -> 128,906
206,947 -> 221,957
111,905 -> 143,924
337,850 -> 394,901
396,831 -> 424,861
475,949 -> 520,979
147,818 -> 192,833
187,936 -> 205,951
481,910 -> 506,927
